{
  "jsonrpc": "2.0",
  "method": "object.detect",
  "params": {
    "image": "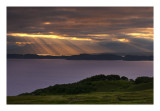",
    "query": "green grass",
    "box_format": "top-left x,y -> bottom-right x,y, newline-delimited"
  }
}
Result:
7,89 -> 153,104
